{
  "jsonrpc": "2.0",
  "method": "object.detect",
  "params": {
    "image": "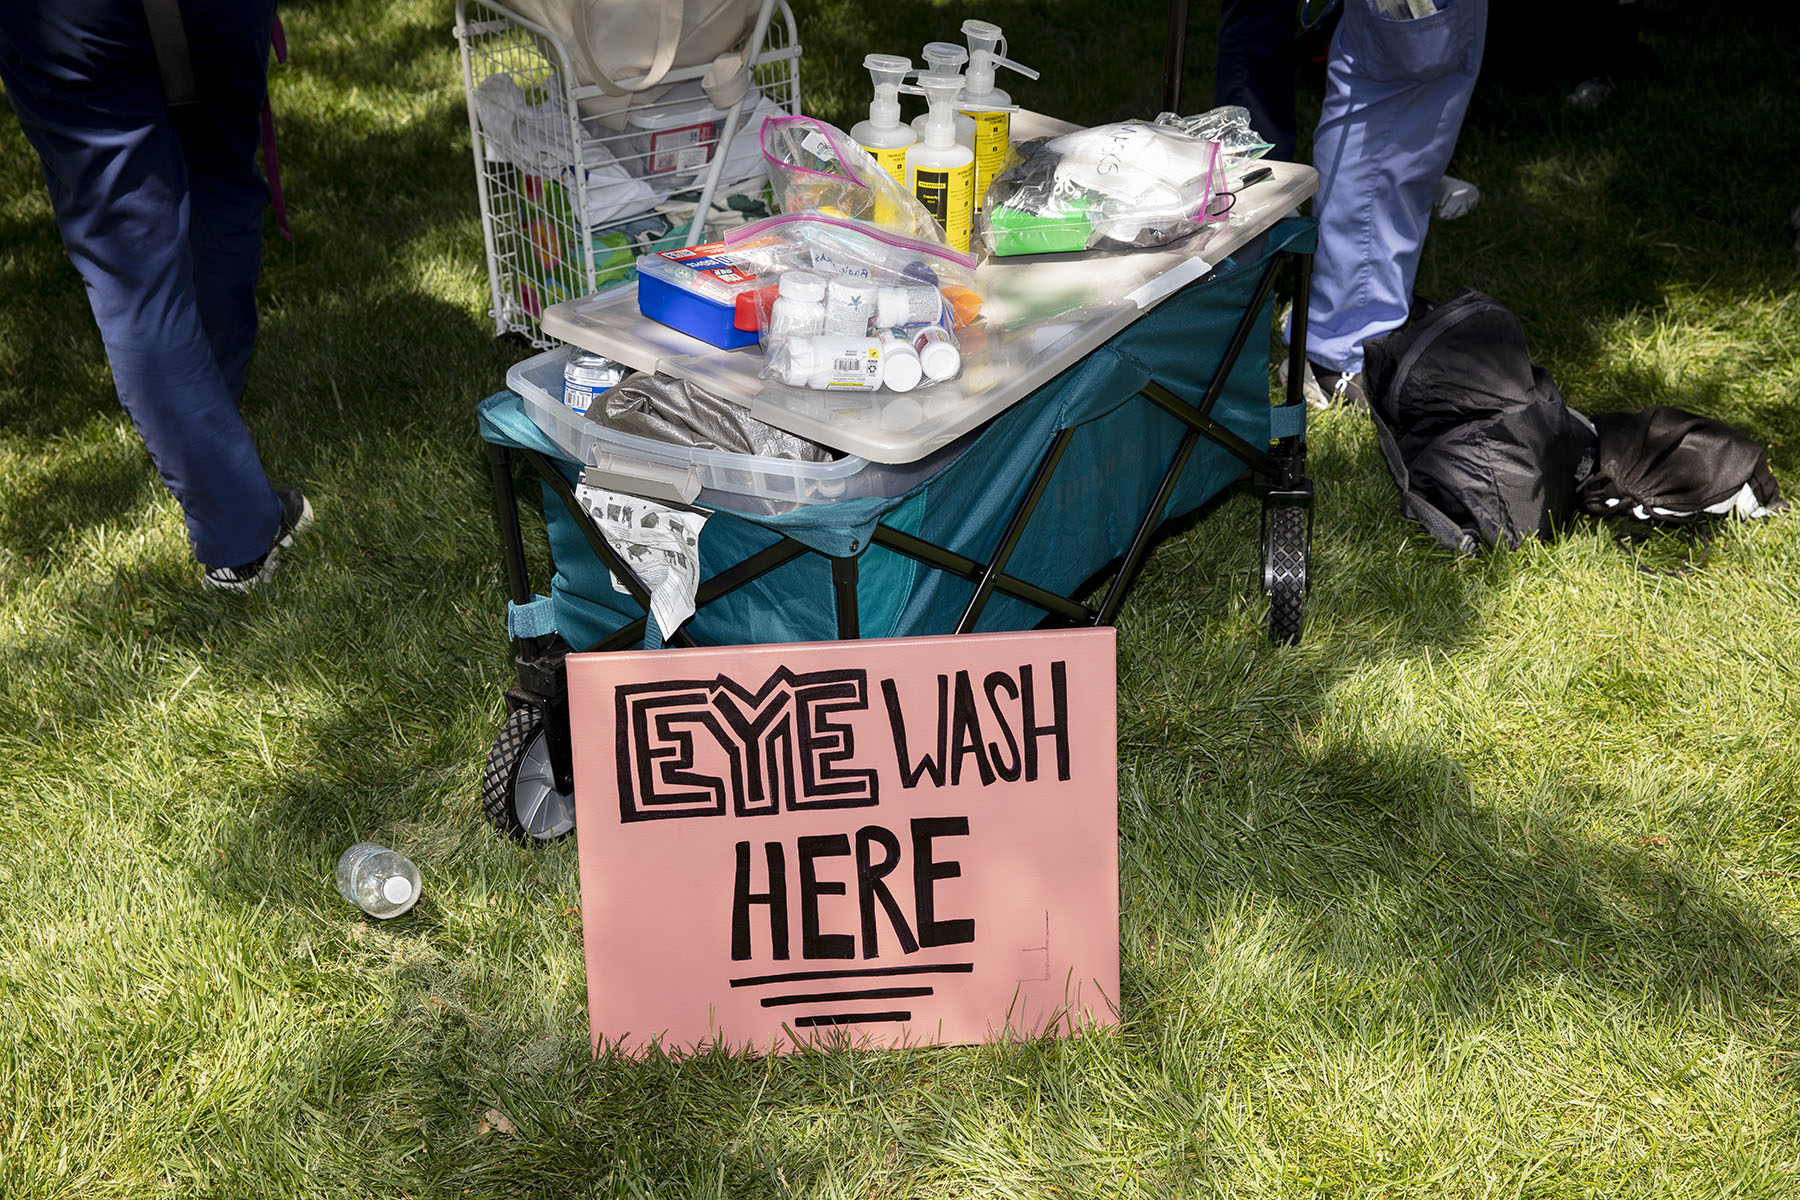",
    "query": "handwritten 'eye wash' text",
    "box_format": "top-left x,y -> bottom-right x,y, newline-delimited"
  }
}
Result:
613,661 -> 1071,962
